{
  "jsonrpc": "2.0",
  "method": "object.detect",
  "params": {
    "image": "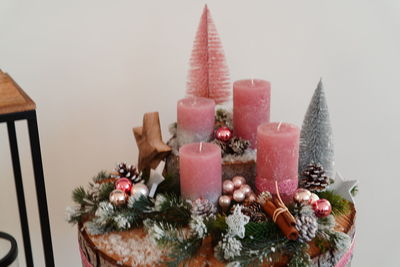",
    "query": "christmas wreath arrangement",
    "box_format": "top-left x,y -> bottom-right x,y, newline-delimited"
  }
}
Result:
66,5 -> 358,267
